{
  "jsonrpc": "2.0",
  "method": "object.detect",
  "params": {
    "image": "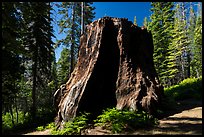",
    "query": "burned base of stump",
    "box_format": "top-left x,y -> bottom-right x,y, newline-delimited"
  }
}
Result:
54,17 -> 164,128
